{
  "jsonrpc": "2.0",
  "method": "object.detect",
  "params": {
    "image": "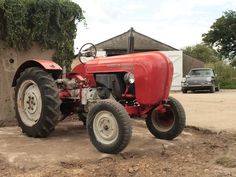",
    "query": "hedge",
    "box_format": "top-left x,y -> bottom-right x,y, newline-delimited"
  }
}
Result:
0,0 -> 85,69
205,61 -> 236,89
